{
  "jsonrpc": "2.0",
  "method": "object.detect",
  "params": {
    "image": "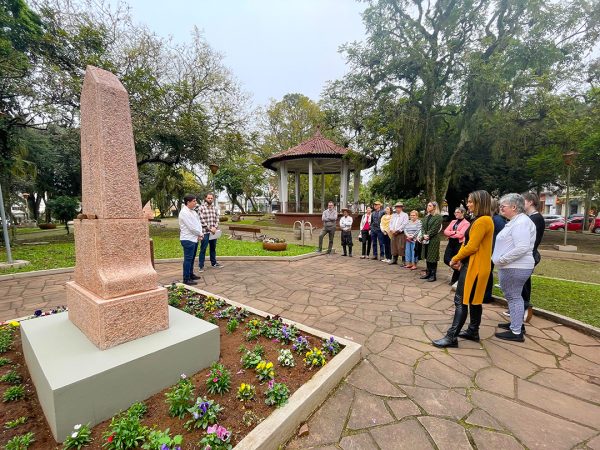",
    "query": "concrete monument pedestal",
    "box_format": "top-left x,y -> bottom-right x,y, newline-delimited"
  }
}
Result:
554,244 -> 578,252
21,307 -> 219,442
